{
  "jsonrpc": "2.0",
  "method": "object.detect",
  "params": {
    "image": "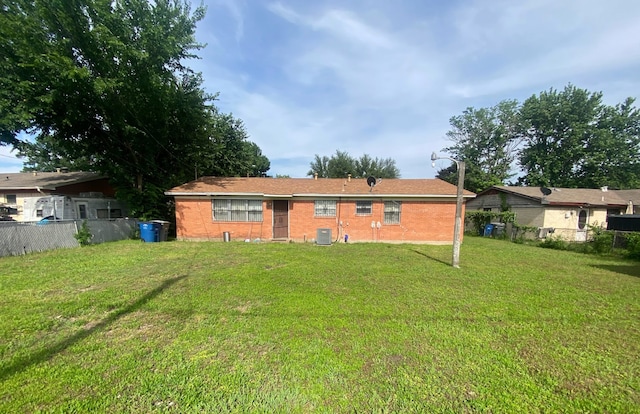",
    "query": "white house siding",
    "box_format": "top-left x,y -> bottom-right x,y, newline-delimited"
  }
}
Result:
542,207 -> 608,240
4,192 -> 42,221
